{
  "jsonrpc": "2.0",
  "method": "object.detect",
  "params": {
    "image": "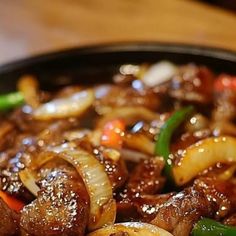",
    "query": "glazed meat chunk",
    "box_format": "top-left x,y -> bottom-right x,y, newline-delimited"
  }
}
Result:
169,64 -> 214,104
20,166 -> 89,236
0,198 -> 20,236
151,177 -> 236,236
